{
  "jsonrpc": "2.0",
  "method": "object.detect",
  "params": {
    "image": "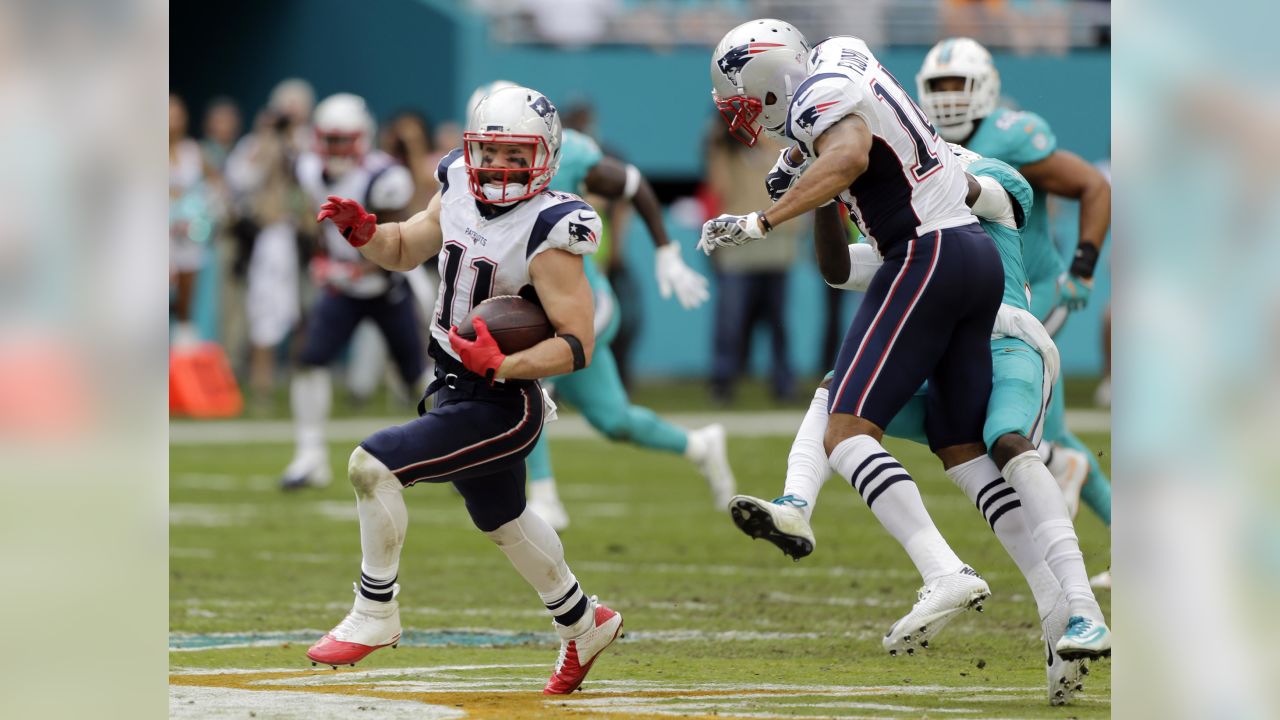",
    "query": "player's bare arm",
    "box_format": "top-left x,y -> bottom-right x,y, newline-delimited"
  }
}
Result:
359,190 -> 445,271
585,156 -> 671,247
1017,149 -> 1111,257
813,203 -> 852,286
587,154 -> 709,308
496,248 -> 596,380
762,115 -> 872,229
